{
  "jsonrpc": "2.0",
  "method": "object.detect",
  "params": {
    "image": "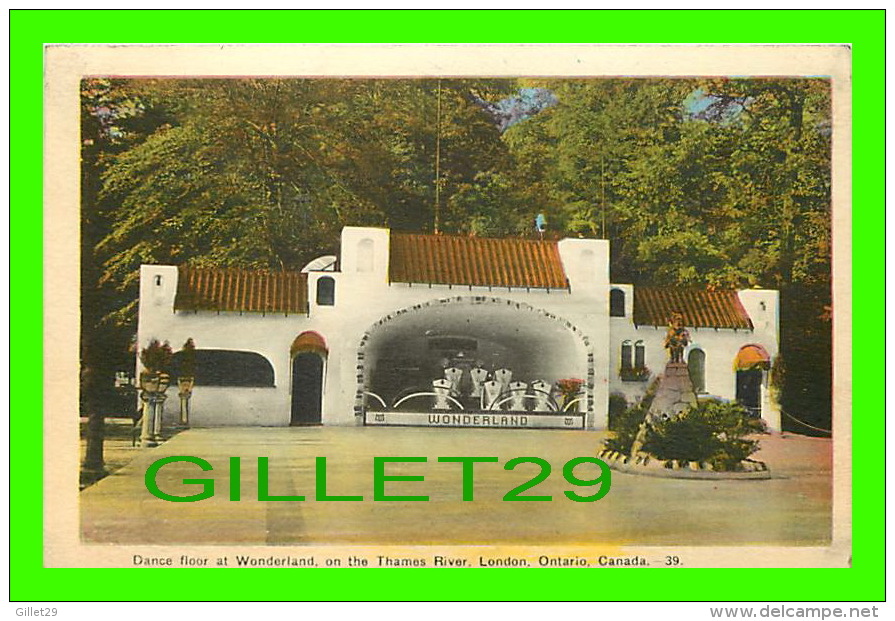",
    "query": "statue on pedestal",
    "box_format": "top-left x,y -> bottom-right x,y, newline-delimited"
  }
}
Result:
664,312 -> 690,363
